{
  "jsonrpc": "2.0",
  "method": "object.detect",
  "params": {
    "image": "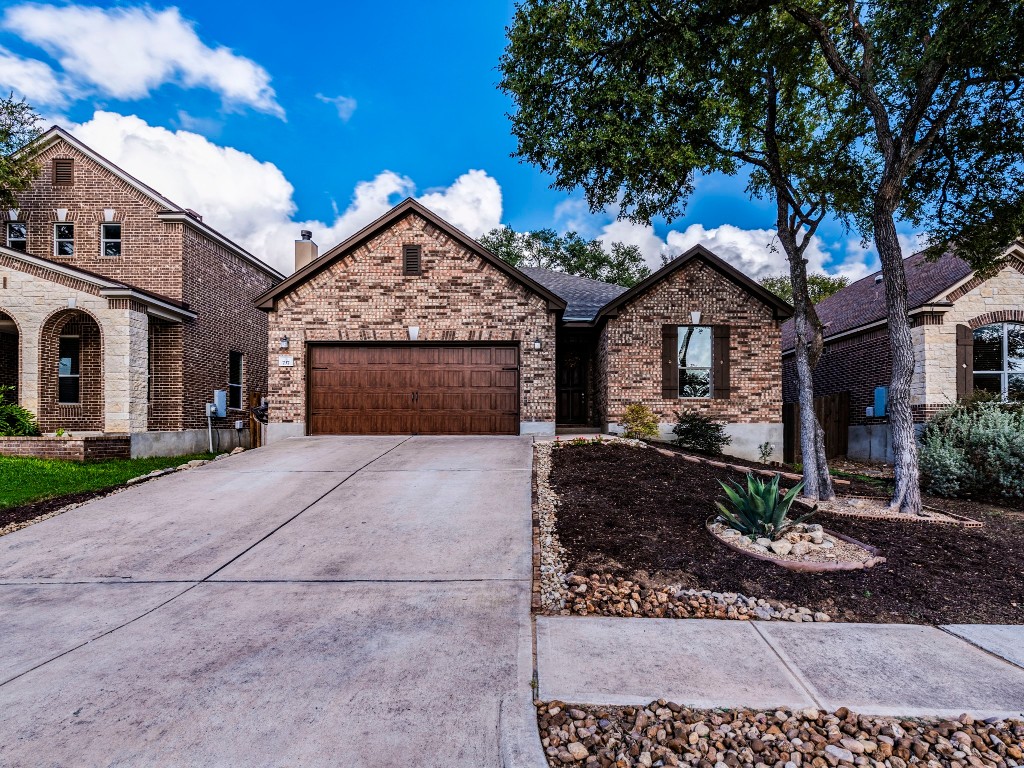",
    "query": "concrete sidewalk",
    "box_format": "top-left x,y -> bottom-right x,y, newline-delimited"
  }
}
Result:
537,616 -> 1024,720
